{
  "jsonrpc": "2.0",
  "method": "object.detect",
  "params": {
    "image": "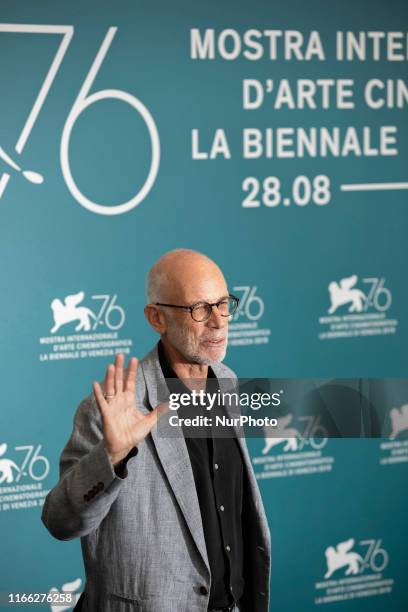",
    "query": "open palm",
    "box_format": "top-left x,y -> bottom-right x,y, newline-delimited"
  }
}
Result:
93,353 -> 167,466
